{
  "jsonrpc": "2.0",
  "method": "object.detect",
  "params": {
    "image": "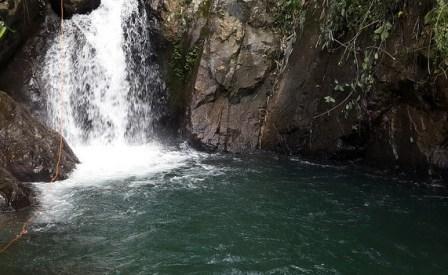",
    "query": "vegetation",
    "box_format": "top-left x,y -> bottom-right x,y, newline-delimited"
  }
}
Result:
274,0 -> 402,99
428,0 -> 448,57
311,0 -> 401,116
0,21 -> 7,40
171,43 -> 201,83
426,0 -> 448,76
164,0 -> 214,121
273,0 -> 302,33
319,0 -> 399,48
313,0 -> 448,118
165,0 -> 448,119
